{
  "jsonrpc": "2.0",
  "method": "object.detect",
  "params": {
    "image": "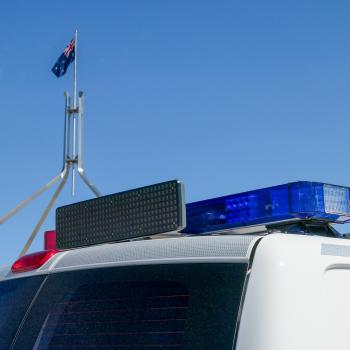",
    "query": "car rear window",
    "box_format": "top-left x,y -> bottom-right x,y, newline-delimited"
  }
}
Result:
13,263 -> 247,350
0,276 -> 45,350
